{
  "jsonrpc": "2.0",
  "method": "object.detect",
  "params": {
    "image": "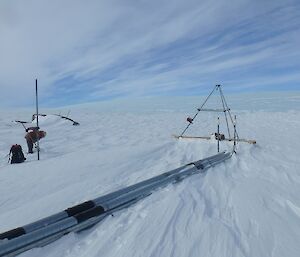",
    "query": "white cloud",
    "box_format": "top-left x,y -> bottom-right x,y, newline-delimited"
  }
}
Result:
0,0 -> 299,107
